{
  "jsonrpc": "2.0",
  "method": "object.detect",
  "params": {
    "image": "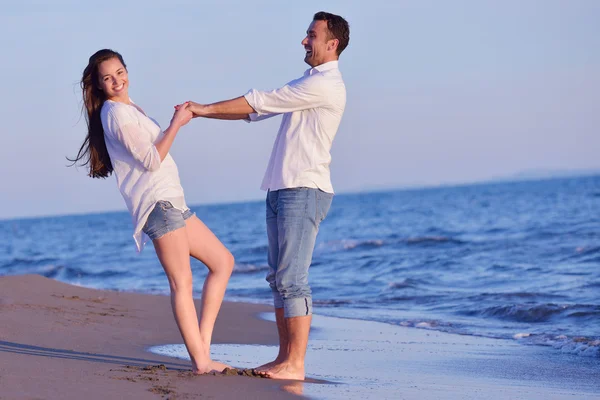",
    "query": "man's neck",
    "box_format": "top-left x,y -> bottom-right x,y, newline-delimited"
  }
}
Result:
310,58 -> 339,69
